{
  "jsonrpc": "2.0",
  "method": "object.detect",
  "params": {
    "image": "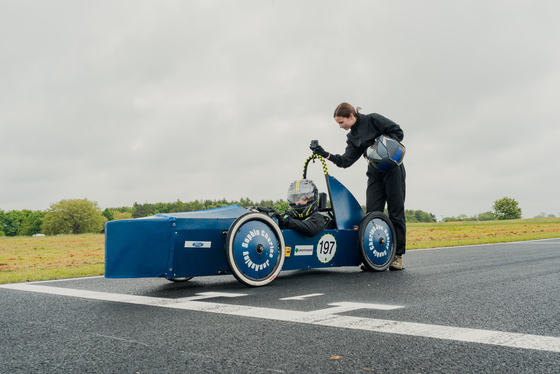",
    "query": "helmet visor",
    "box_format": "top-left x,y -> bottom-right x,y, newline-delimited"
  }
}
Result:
366,142 -> 387,161
288,192 -> 313,205
365,135 -> 406,171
